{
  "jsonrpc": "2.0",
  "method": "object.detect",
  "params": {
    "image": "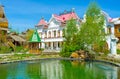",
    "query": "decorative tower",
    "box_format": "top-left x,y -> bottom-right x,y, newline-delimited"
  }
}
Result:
0,5 -> 8,42
0,5 -> 8,28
